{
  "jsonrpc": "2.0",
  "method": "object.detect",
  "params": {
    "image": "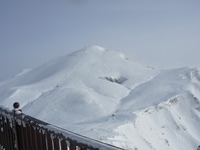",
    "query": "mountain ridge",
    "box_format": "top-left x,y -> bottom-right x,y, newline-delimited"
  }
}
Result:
0,46 -> 199,150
